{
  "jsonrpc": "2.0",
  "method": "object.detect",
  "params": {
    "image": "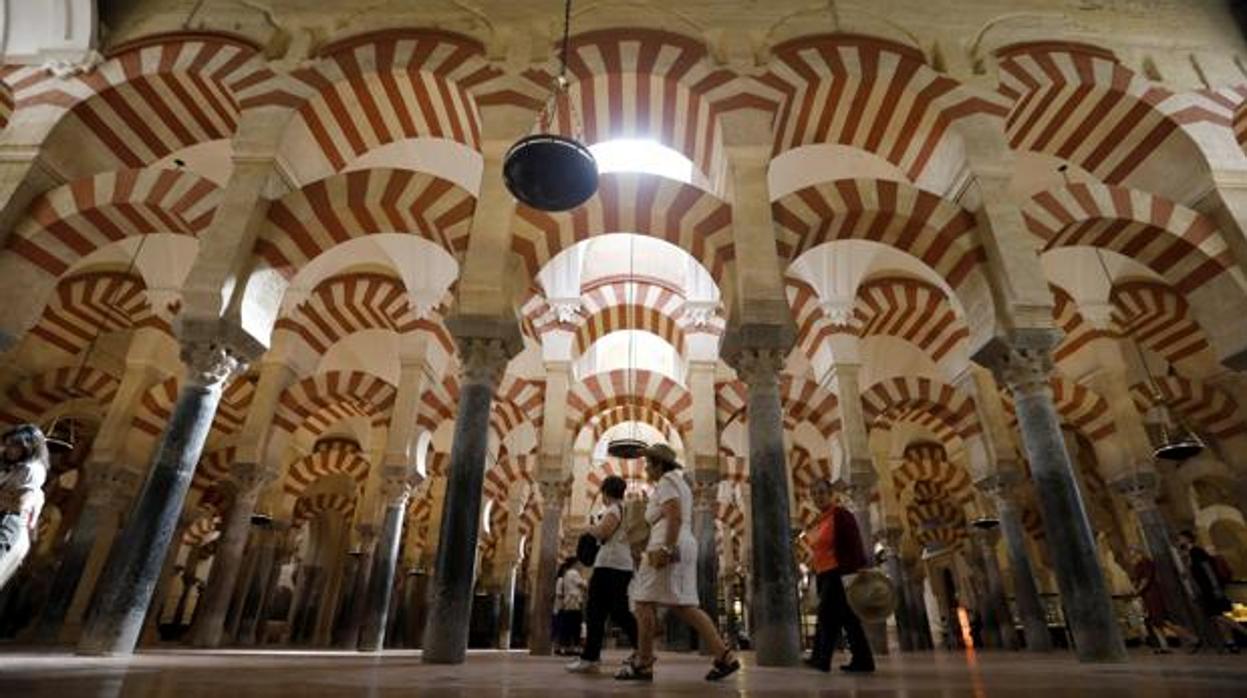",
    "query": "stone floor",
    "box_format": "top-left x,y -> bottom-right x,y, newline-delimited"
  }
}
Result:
0,647 -> 1244,697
